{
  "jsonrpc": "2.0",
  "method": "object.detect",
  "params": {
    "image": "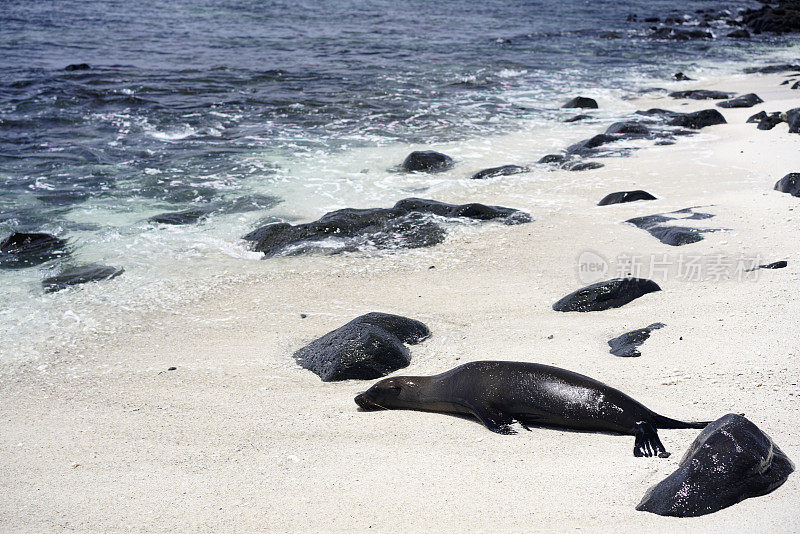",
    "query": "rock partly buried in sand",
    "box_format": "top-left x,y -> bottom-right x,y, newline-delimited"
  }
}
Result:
787,108 -> 800,133
294,312 -> 430,381
244,198 -> 531,257
402,151 -> 454,173
669,90 -> 735,100
42,263 -> 124,293
471,165 -> 528,180
717,93 -> 763,108
774,173 -> 800,196
637,414 -> 794,517
747,260 -> 788,272
149,208 -> 210,225
608,323 -> 665,357
562,96 -> 598,109
538,154 -> 567,164
563,161 -> 604,171
553,278 -> 661,312
637,108 -> 727,129
598,190 -> 657,206
648,27 -> 713,40
0,232 -> 69,269
747,111 -> 785,130
626,206 -> 718,246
